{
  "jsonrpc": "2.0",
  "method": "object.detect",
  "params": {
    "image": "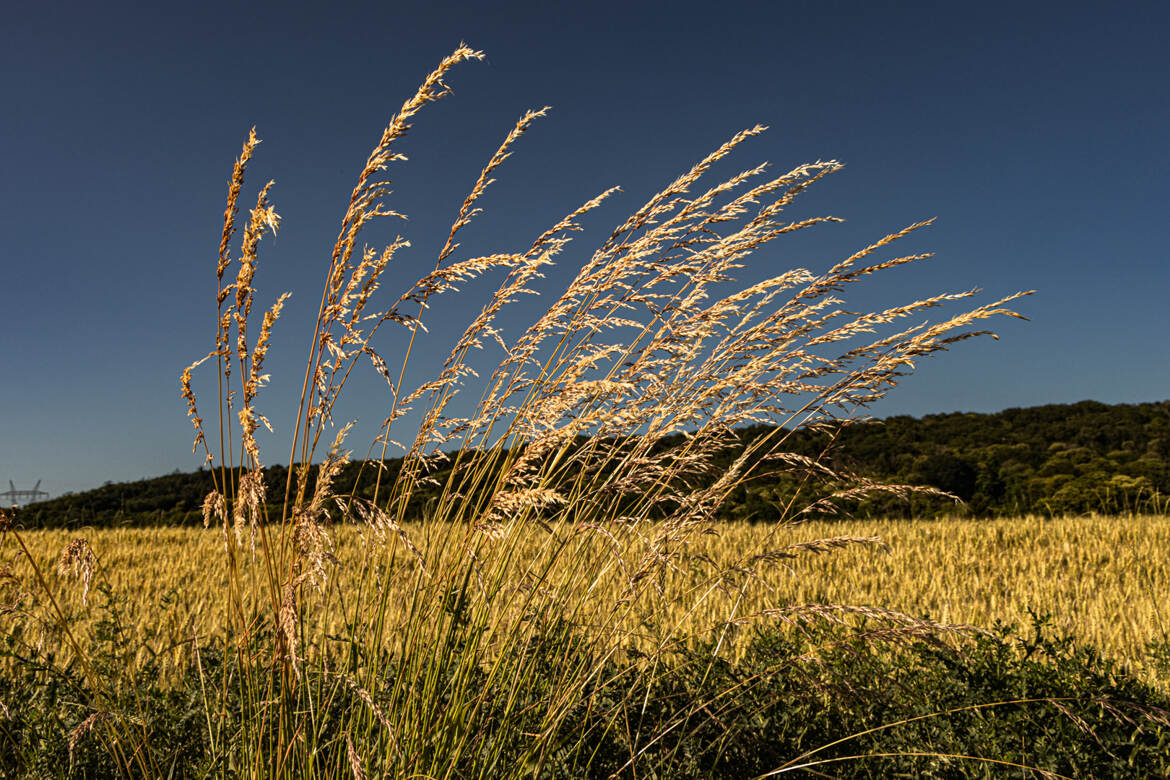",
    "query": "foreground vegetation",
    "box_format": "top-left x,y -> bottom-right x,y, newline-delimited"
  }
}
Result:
4,515 -> 1168,776
9,46 -> 1160,778
3,604 -> 1168,778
